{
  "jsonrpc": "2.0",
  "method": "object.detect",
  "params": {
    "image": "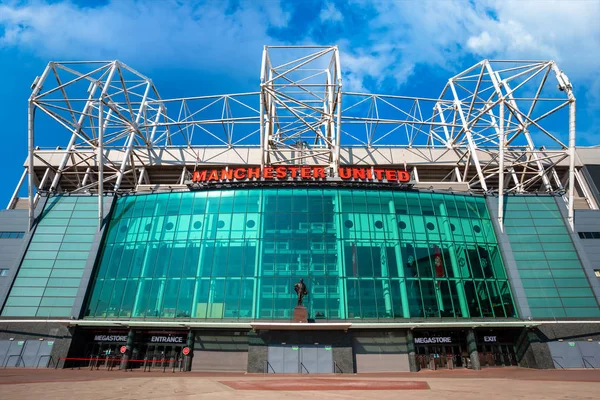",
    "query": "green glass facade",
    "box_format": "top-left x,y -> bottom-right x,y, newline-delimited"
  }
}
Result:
1,196 -> 98,317
84,189 -> 516,321
503,196 -> 600,318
